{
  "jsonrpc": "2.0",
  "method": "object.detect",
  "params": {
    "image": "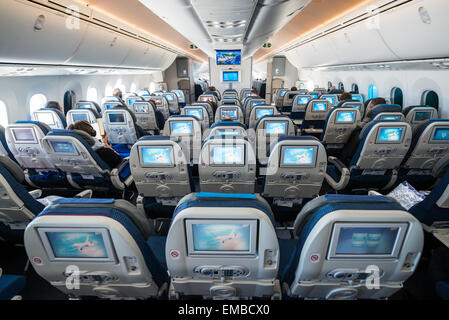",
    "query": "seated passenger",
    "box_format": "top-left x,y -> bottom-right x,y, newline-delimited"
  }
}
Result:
339,97 -> 386,164
45,101 -> 63,114
291,86 -> 298,91
339,92 -> 352,101
113,87 -> 125,104
67,120 -> 122,169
